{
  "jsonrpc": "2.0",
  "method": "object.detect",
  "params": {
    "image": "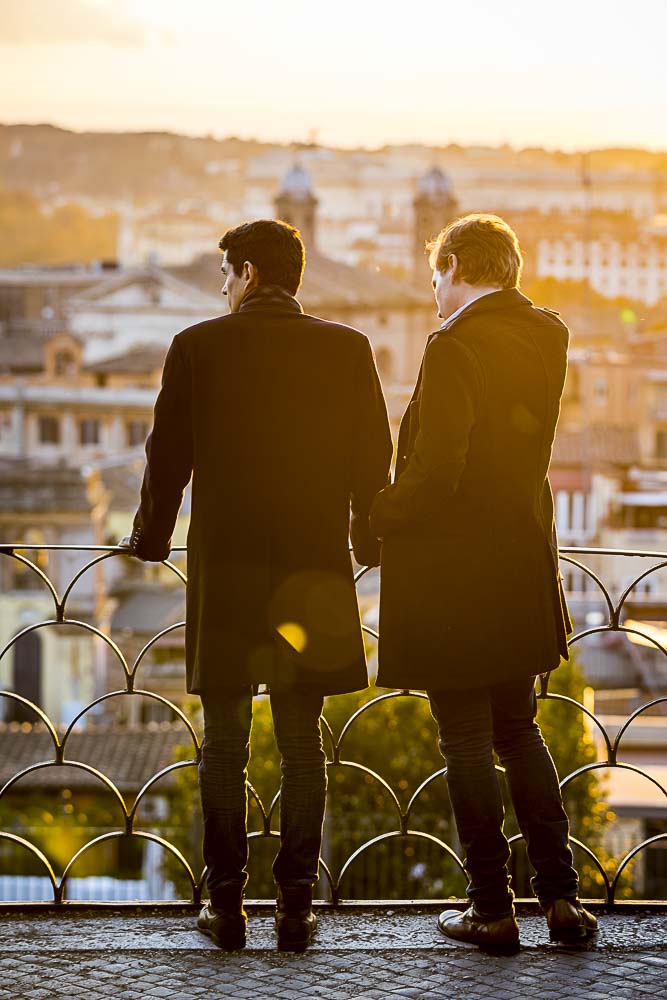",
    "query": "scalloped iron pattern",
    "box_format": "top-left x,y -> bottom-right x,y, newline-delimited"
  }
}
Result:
0,543 -> 665,906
